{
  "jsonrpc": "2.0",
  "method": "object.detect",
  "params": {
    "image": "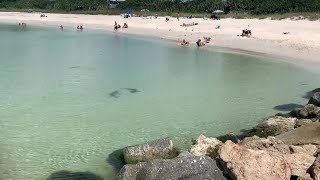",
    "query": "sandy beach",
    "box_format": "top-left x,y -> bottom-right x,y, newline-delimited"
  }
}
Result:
1,12 -> 320,70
